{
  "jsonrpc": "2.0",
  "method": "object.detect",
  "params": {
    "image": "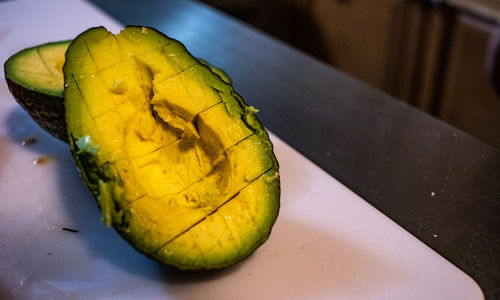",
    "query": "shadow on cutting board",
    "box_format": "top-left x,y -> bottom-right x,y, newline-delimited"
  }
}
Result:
3,107 -> 67,157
